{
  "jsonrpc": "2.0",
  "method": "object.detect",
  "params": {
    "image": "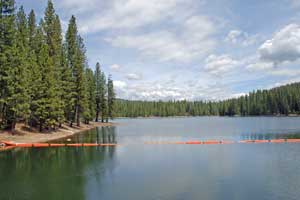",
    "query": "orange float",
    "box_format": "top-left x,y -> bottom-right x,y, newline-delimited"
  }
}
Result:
254,140 -> 270,143
203,140 -> 220,144
15,143 -> 34,147
239,140 -> 255,143
185,141 -> 202,144
1,138 -> 300,149
49,143 -> 66,147
82,143 -> 99,147
270,139 -> 286,143
286,139 -> 300,143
